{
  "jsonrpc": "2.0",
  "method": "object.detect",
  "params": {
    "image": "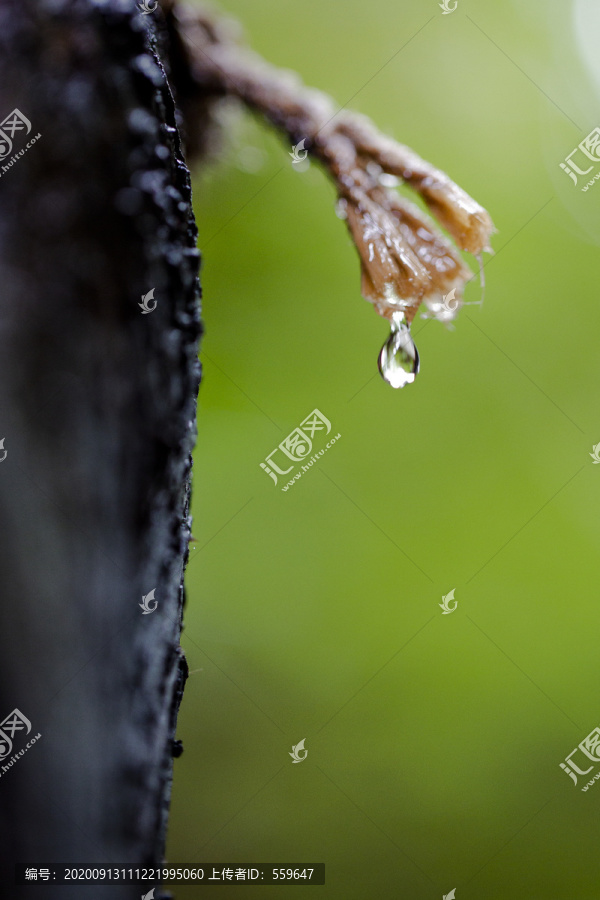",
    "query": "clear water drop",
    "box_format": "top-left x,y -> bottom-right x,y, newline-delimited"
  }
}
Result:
378,311 -> 419,389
